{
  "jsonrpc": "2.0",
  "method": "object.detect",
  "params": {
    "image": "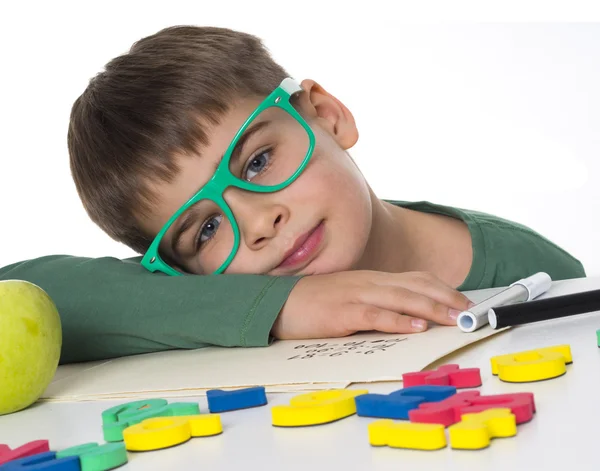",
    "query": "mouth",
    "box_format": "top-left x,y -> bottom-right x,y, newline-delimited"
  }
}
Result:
275,220 -> 326,270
